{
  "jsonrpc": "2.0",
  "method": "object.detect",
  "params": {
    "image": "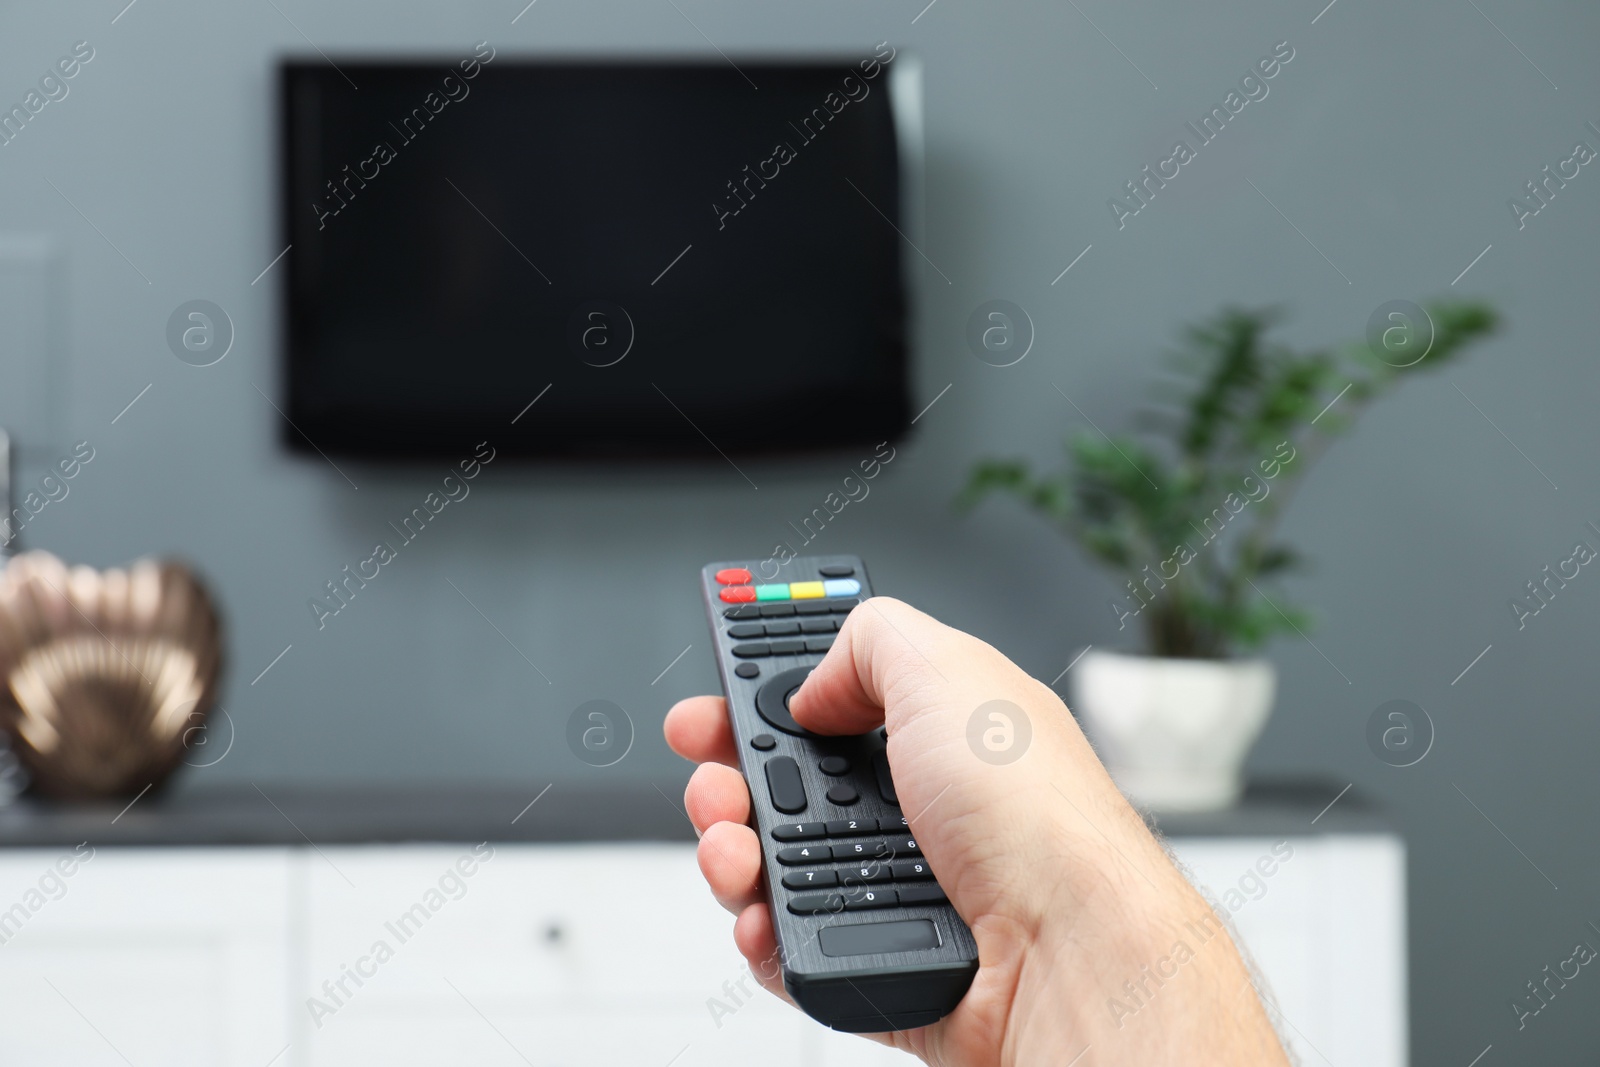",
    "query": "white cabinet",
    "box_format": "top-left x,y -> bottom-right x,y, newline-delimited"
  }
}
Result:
0,835 -> 1404,1066
296,843 -> 809,1067
0,847 -> 293,1067
1172,834 -> 1407,1067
